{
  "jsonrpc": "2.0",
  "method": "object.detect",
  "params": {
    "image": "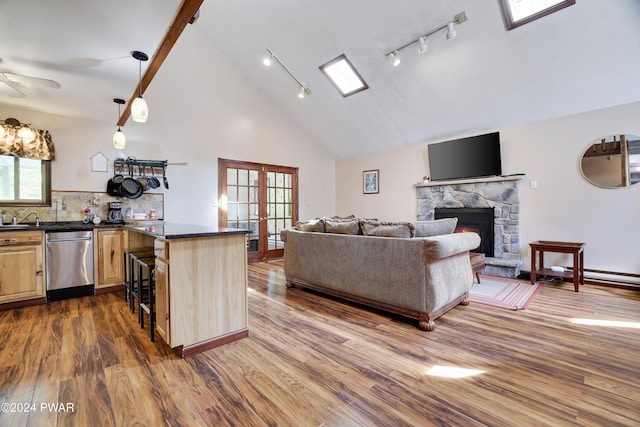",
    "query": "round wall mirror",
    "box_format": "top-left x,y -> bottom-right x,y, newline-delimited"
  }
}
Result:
580,134 -> 640,188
